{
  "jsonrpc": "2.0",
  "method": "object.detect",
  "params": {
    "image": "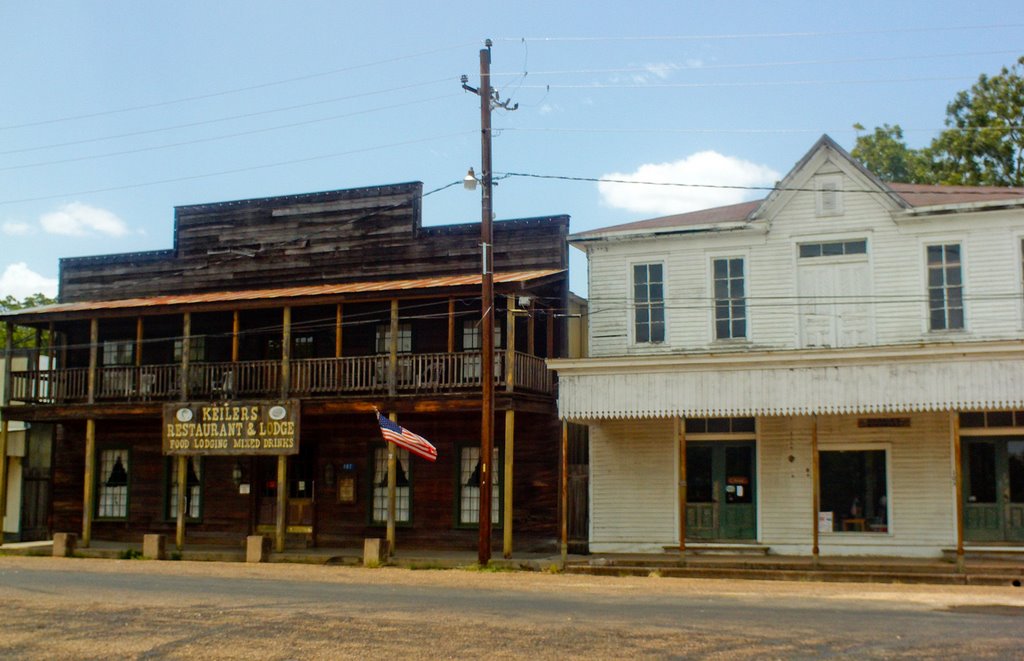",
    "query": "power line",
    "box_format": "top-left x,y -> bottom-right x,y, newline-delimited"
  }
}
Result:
512,75 -> 980,90
496,126 -> 1024,136
0,42 -> 476,132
